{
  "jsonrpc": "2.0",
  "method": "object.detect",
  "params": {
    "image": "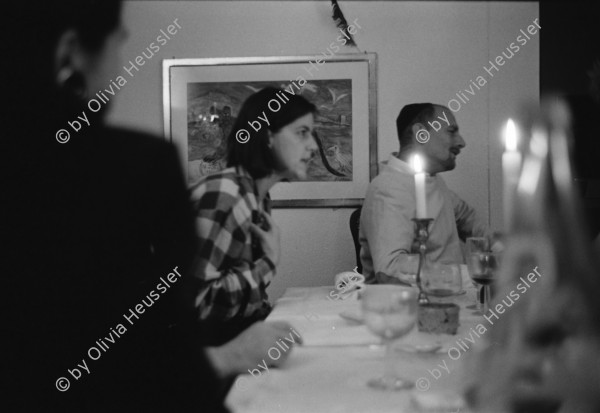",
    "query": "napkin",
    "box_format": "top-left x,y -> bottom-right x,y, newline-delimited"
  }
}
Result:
333,268 -> 365,299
